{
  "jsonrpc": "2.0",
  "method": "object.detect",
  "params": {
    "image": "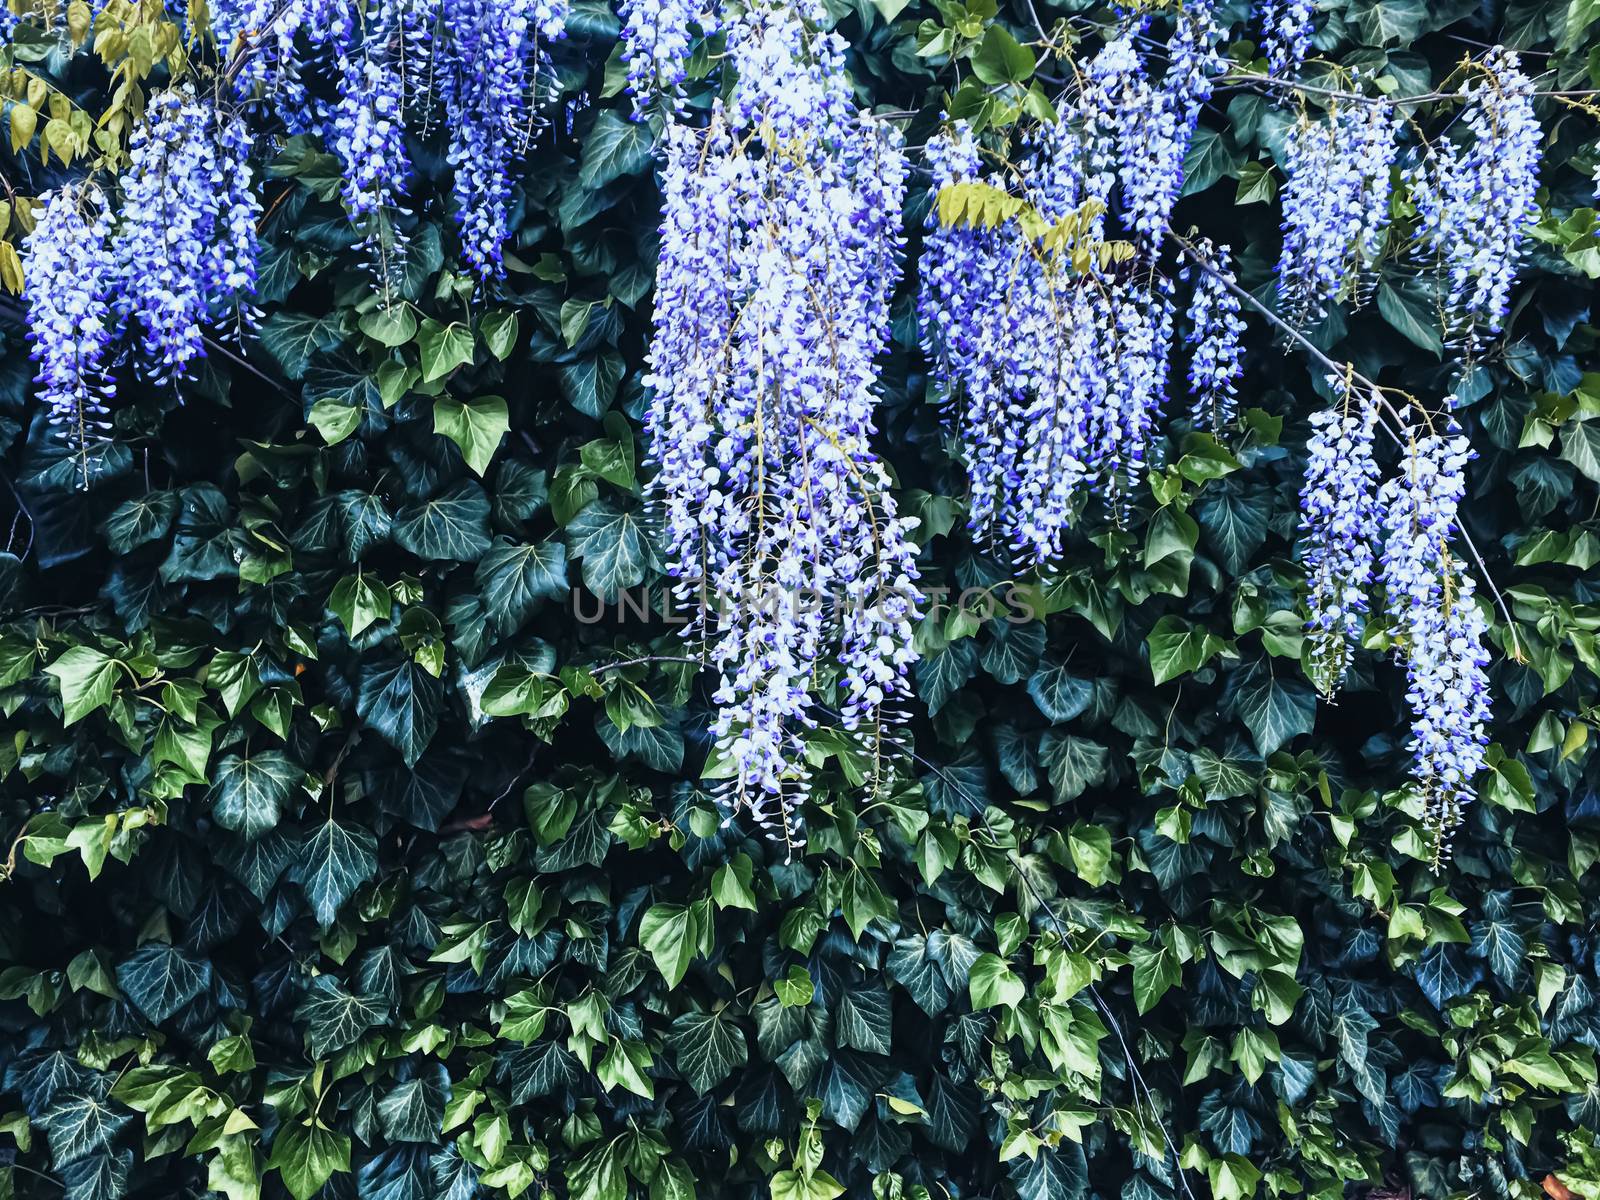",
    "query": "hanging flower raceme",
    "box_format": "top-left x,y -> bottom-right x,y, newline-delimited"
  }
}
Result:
207,107 -> 265,325
919,106 -> 1179,564
919,125 -> 1026,546
1079,14 -> 1220,251
1378,429 -> 1490,849
113,88 -> 256,379
1260,0 -> 1314,77
1278,97 -> 1398,321
1299,384 -> 1381,697
617,0 -> 715,115
646,0 -> 918,847
439,0 -> 565,279
213,0 -> 358,136
329,0 -> 414,281
1410,47 -> 1540,348
24,187 -> 117,487
1183,240 -> 1246,431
